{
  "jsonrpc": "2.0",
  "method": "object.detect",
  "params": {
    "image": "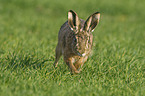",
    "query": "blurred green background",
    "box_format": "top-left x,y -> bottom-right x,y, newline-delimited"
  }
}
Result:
0,0 -> 145,96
